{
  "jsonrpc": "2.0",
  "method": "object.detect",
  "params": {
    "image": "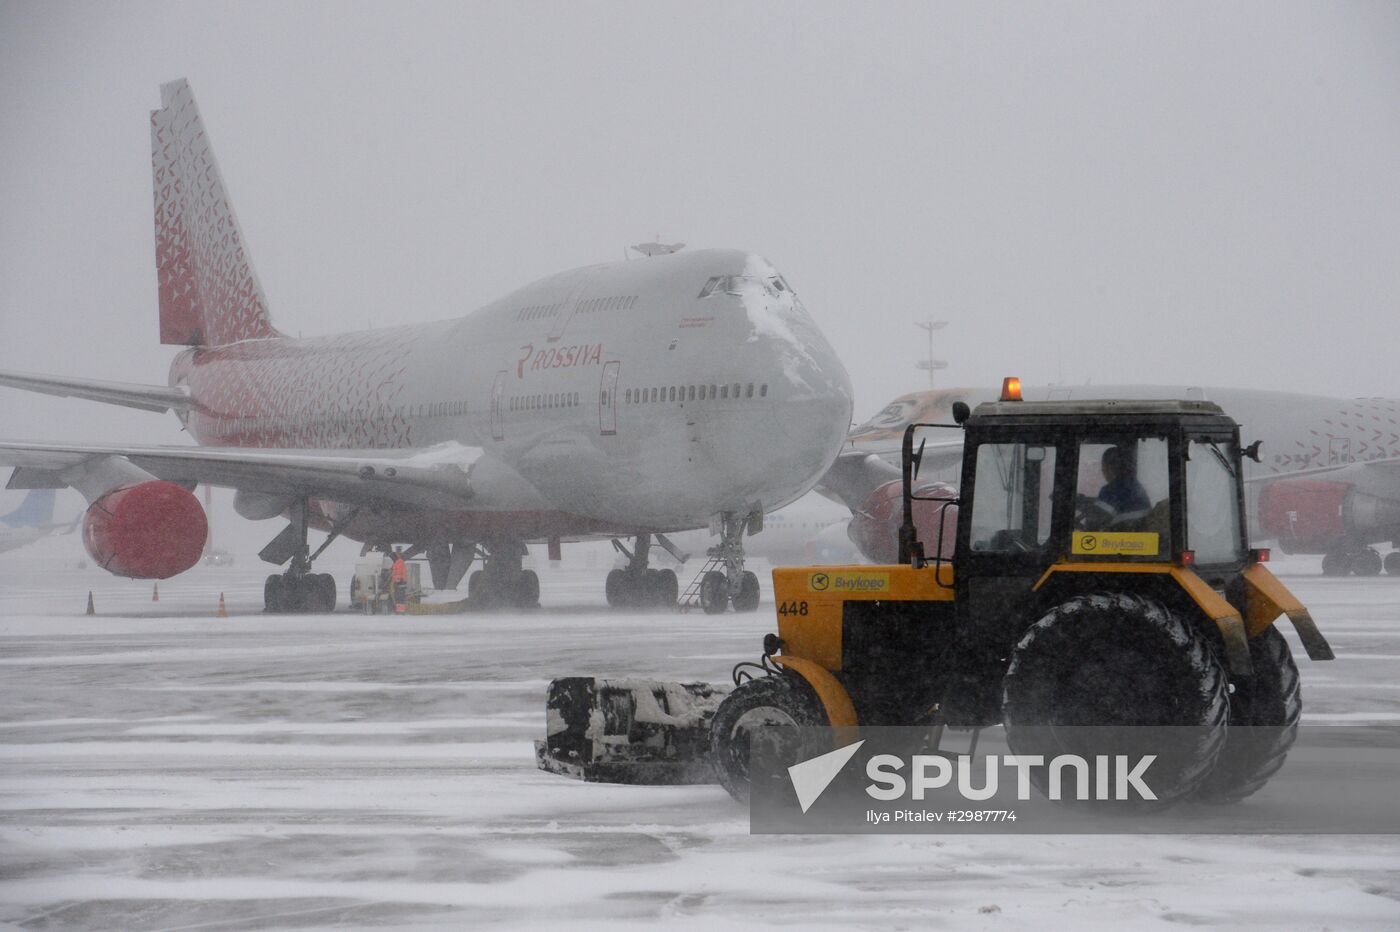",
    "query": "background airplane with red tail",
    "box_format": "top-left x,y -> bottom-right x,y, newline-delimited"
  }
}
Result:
0,81 -> 854,613
823,384 -> 1400,576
